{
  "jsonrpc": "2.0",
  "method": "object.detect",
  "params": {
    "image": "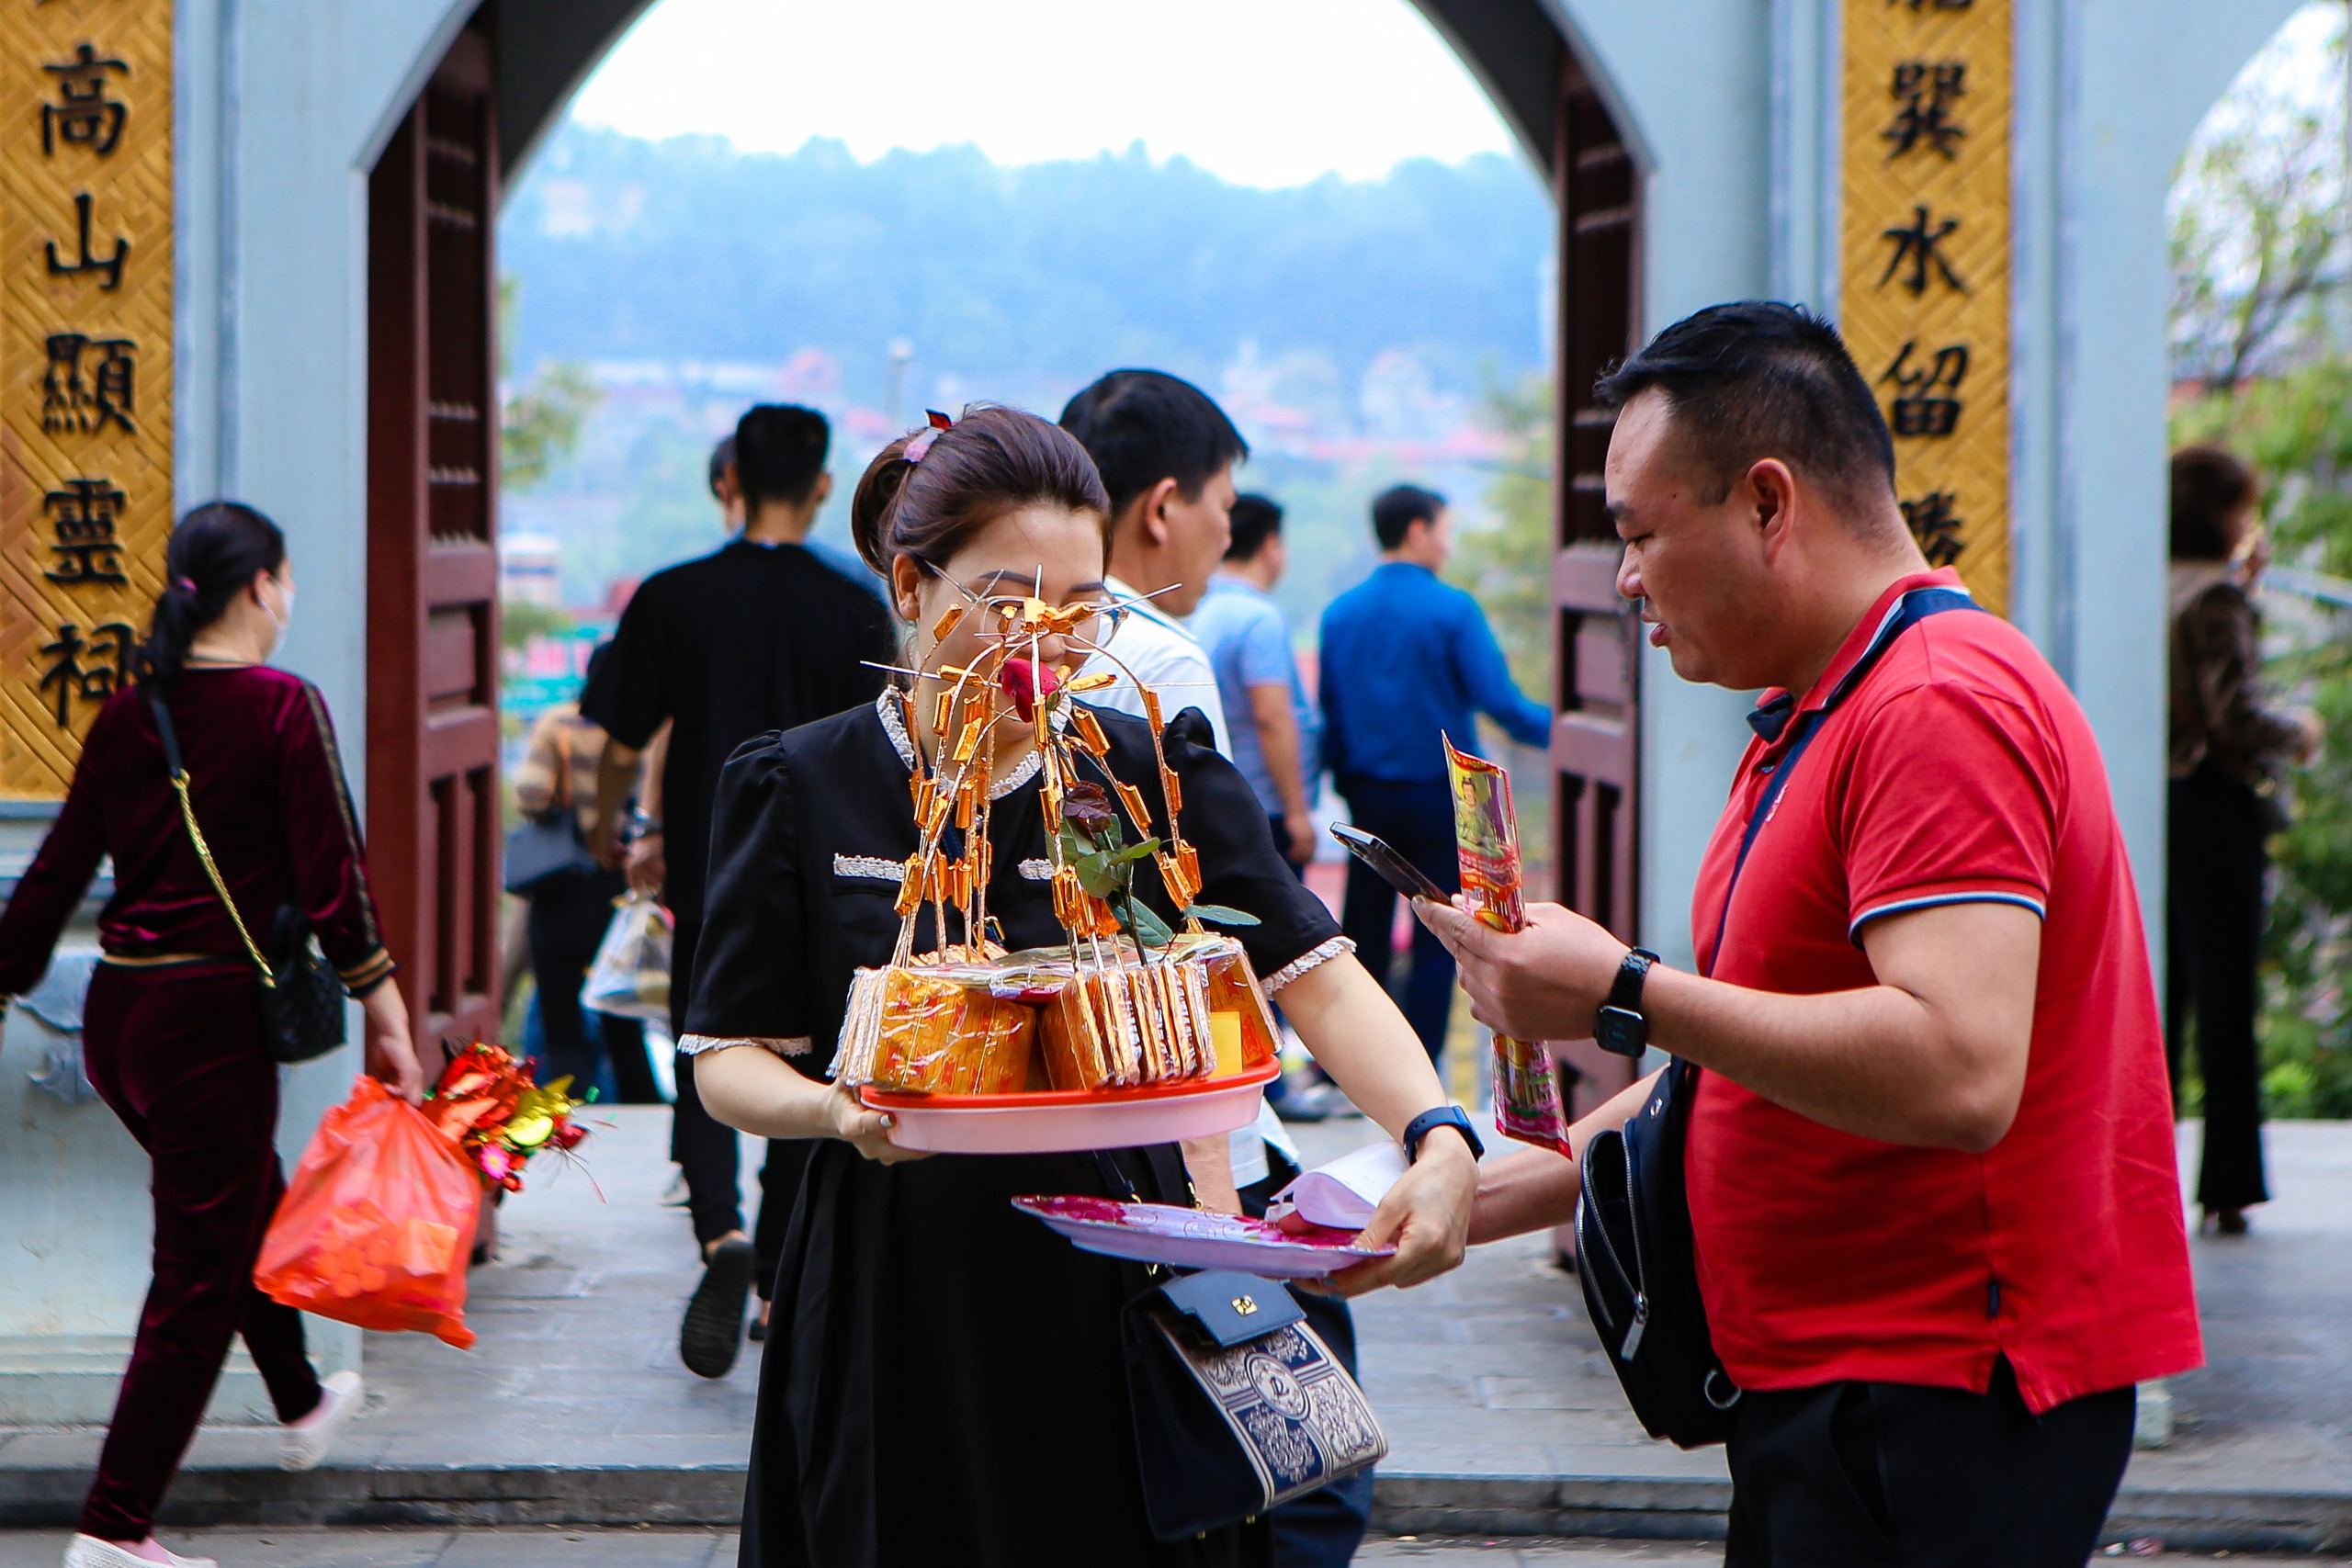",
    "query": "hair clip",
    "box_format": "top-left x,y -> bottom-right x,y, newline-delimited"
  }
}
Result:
175,576 -> 198,593
903,409 -> 956,464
